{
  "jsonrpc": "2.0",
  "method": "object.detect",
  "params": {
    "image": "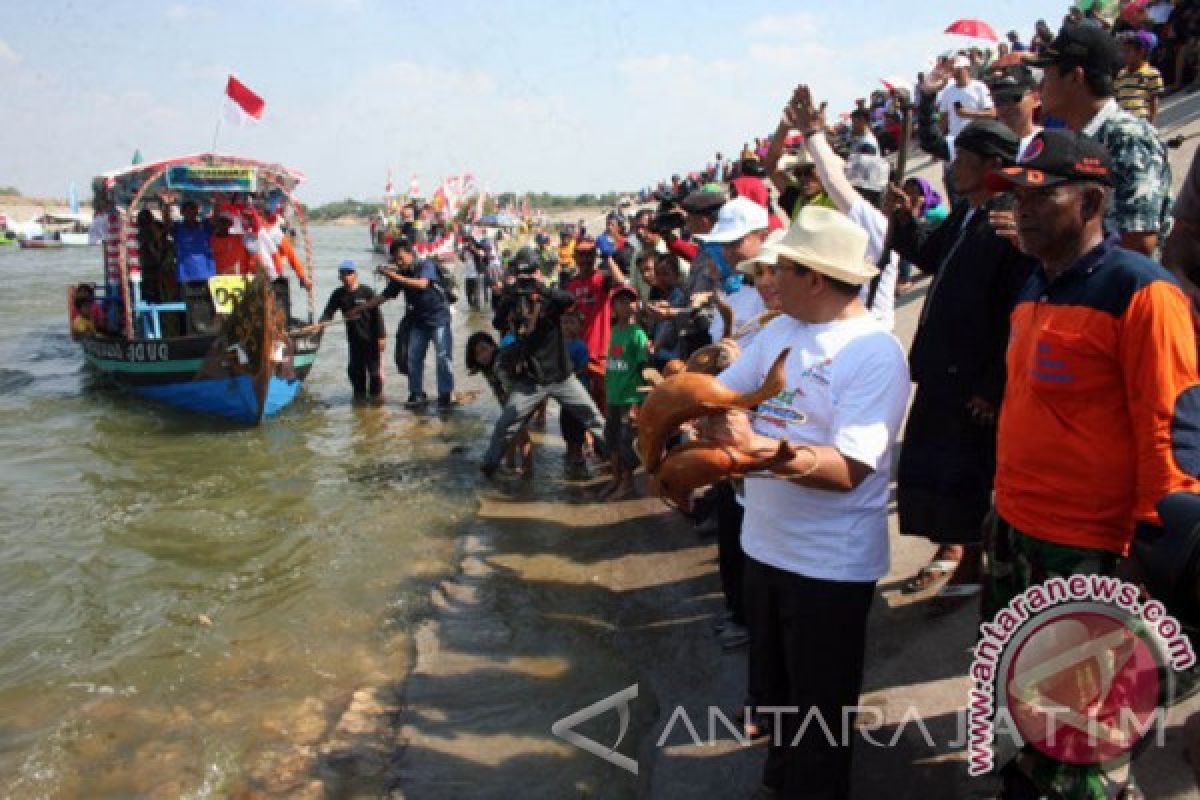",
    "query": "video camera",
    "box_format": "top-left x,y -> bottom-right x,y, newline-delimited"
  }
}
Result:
648,199 -> 687,235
